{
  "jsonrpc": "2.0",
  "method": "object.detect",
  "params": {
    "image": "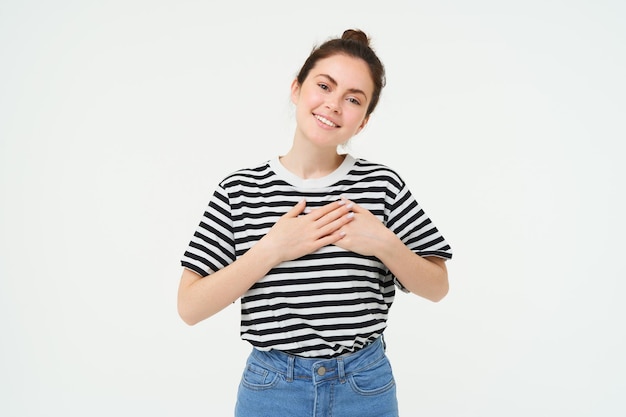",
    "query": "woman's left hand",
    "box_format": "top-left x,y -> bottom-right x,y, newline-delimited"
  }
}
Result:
333,199 -> 395,257
334,198 -> 449,302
